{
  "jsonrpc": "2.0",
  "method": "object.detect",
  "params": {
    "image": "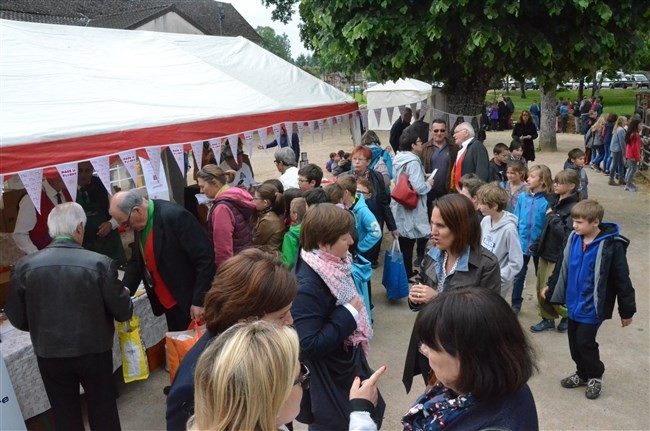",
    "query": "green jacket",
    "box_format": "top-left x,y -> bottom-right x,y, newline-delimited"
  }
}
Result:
281,224 -> 301,269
